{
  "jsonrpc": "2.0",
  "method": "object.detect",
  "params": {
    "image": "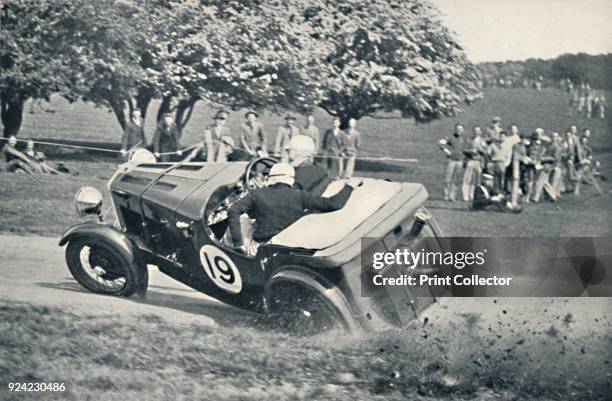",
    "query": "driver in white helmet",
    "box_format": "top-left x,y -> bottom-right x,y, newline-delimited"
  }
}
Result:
228,163 -> 361,254
288,135 -> 330,195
